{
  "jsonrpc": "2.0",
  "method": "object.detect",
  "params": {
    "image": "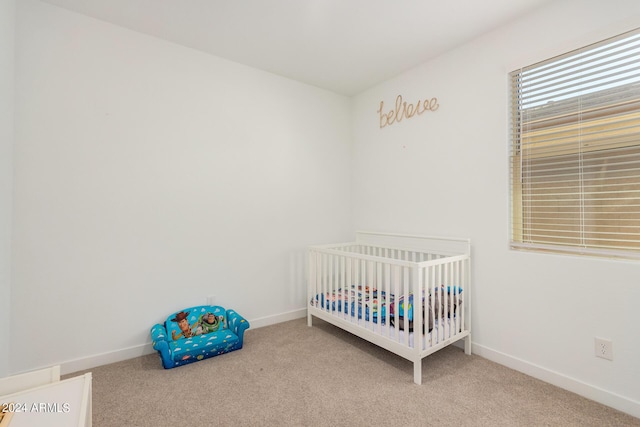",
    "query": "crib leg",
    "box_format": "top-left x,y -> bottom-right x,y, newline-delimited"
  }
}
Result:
413,360 -> 422,385
307,312 -> 312,327
464,335 -> 472,355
